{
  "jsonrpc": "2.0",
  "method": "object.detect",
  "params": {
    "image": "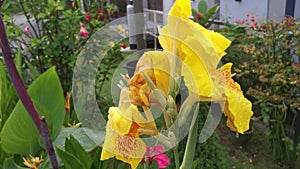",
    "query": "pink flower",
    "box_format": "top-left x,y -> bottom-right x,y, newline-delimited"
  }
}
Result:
120,43 -> 127,49
79,24 -> 89,37
143,145 -> 170,169
196,13 -> 201,20
85,11 -> 91,23
23,26 -> 30,35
